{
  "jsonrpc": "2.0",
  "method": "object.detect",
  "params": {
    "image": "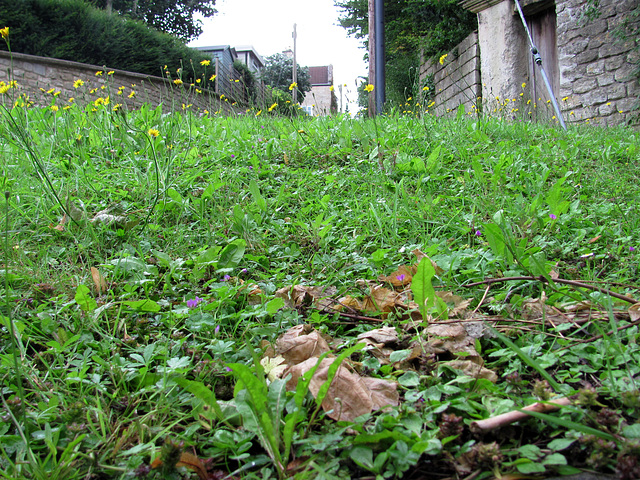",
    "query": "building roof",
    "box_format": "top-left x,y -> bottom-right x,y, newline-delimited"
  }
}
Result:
234,45 -> 265,68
